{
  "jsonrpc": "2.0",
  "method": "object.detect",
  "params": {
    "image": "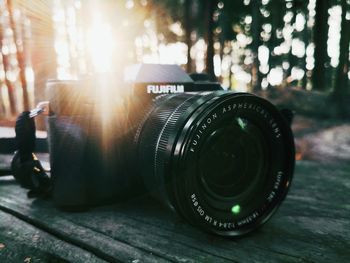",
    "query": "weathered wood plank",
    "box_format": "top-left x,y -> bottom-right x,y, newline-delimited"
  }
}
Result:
114,160 -> 350,262
0,155 -> 12,175
0,160 -> 349,262
0,179 -> 170,263
65,204 -> 309,263
0,209 -> 107,263
1,151 -> 350,263
59,160 -> 348,263
0,184 -> 234,263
